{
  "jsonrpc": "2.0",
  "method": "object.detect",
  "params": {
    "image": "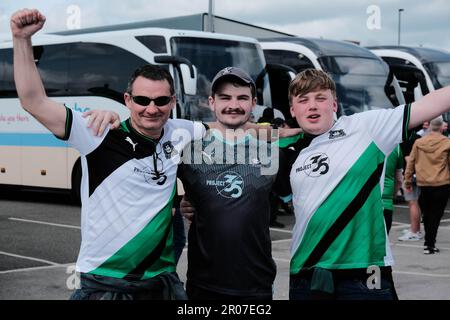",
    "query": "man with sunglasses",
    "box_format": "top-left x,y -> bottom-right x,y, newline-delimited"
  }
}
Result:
11,9 -> 208,300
